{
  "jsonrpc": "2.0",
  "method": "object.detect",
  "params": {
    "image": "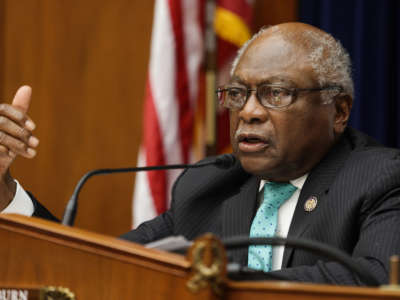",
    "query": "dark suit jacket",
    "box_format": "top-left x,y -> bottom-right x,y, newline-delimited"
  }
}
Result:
120,127 -> 400,285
